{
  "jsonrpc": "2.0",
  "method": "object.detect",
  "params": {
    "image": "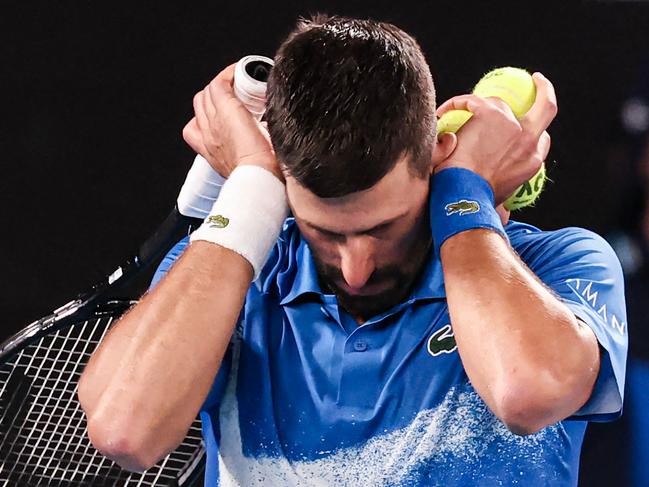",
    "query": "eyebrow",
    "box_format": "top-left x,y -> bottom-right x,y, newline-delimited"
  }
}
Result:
302,212 -> 407,236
